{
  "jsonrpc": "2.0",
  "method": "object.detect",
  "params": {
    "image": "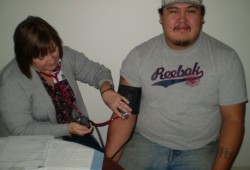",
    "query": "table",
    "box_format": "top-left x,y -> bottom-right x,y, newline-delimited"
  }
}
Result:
0,136 -> 104,170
